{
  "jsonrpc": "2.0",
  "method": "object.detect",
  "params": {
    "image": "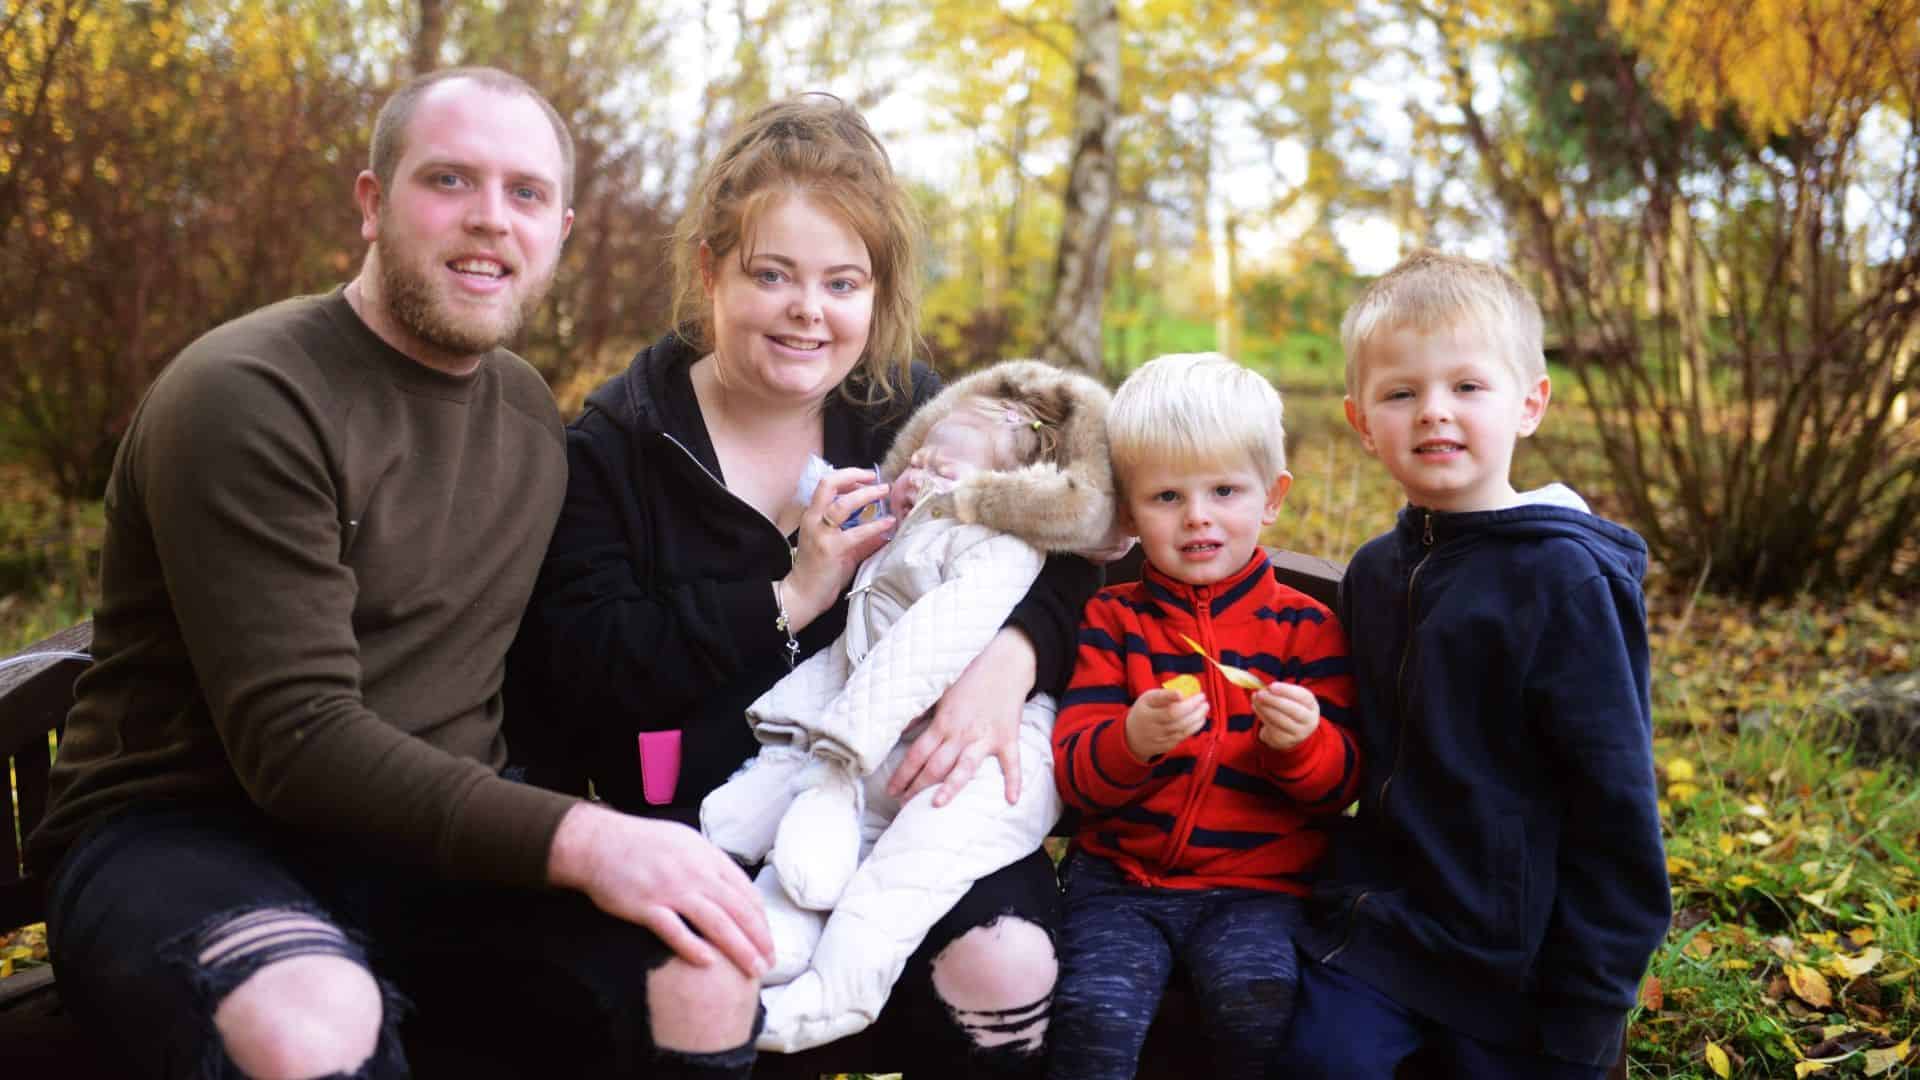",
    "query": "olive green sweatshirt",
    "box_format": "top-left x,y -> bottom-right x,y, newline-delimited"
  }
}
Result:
30,290 -> 578,886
